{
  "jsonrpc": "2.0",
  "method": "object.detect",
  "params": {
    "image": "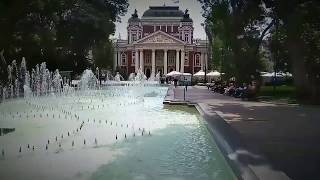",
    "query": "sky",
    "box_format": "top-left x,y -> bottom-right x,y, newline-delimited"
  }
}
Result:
113,0 -> 206,40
